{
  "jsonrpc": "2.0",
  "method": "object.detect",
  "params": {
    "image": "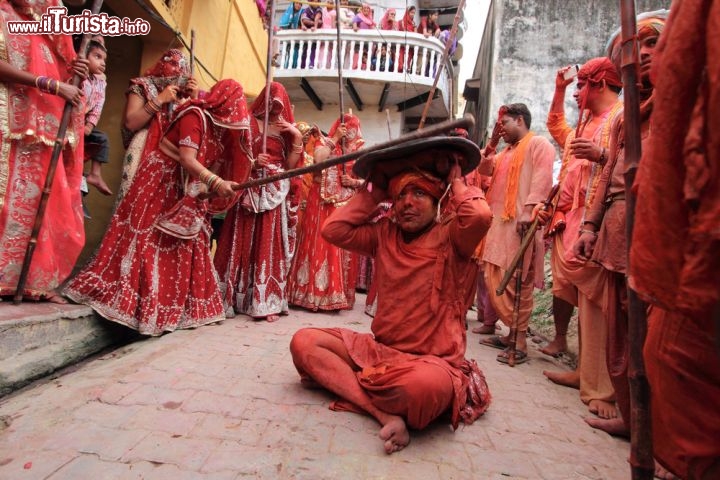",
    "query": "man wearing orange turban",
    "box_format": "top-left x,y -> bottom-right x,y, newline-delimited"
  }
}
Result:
543,57 -> 624,420
289,140 -> 493,454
